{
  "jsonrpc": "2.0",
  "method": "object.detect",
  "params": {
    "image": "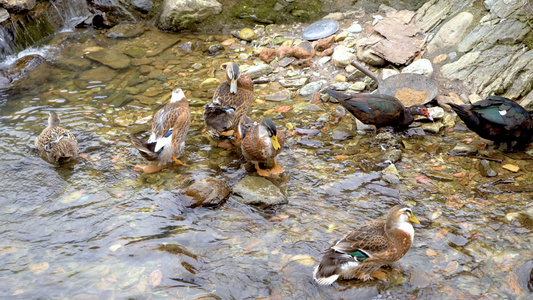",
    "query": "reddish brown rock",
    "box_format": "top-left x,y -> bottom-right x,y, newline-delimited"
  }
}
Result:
320,48 -> 334,57
292,41 -> 315,59
314,36 -> 334,51
260,47 -> 276,63
292,58 -> 313,68
276,46 -> 293,59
